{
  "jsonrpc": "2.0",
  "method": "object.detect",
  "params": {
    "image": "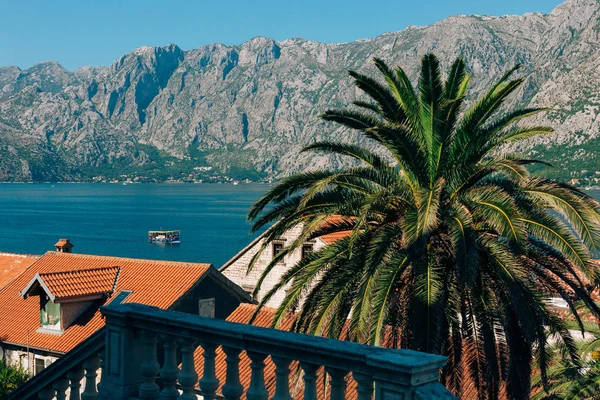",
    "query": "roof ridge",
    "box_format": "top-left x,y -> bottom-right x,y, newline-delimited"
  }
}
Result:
39,265 -> 120,276
0,252 -> 40,258
43,251 -> 211,267
111,266 -> 121,293
238,303 -> 279,313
